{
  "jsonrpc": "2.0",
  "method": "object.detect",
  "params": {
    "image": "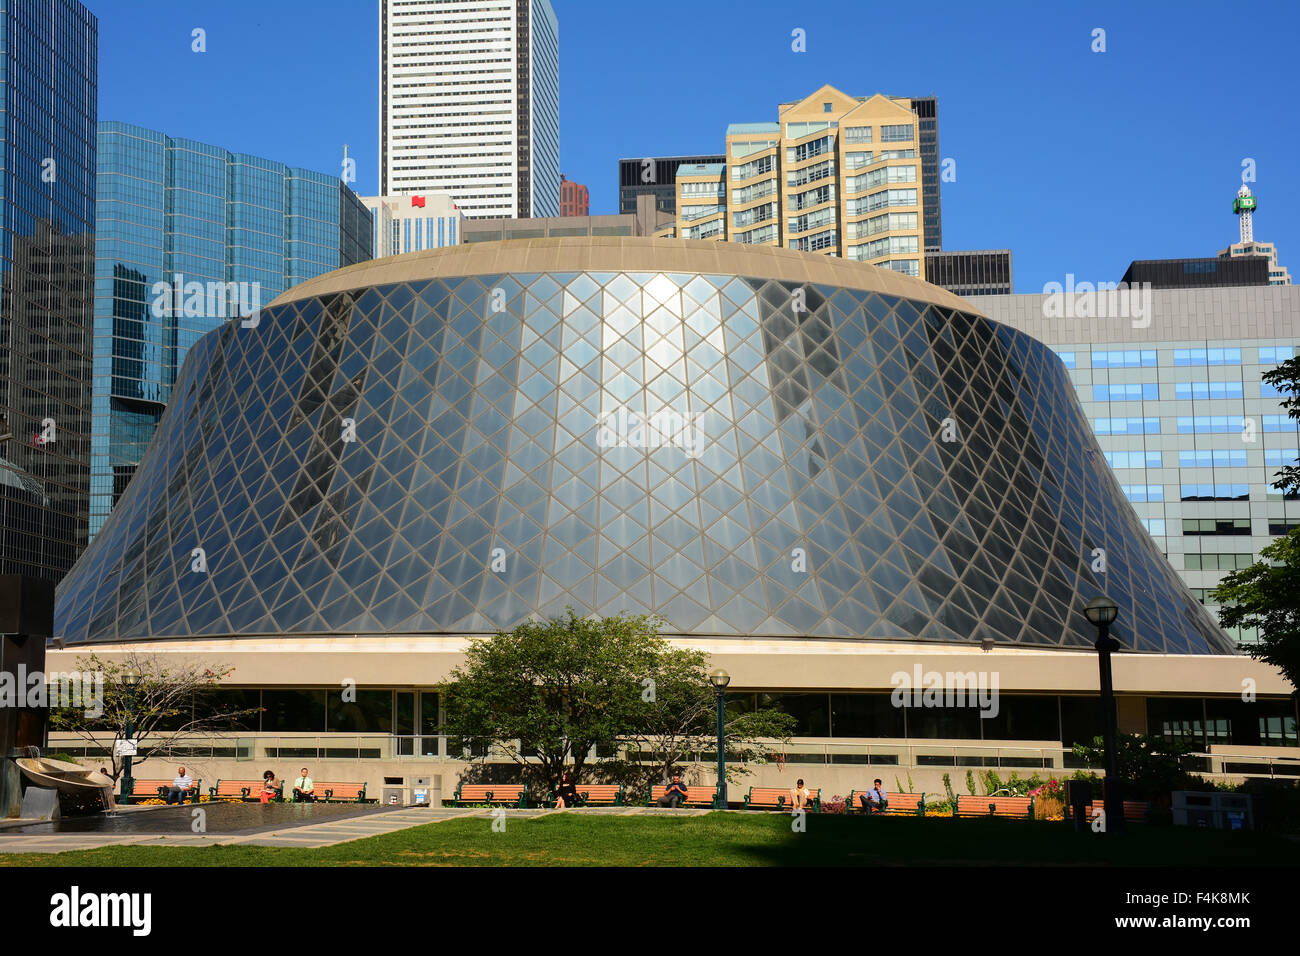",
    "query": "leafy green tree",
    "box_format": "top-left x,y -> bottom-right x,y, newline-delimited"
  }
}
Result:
49,653 -> 260,783
1212,354 -> 1300,690
442,610 -> 794,798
